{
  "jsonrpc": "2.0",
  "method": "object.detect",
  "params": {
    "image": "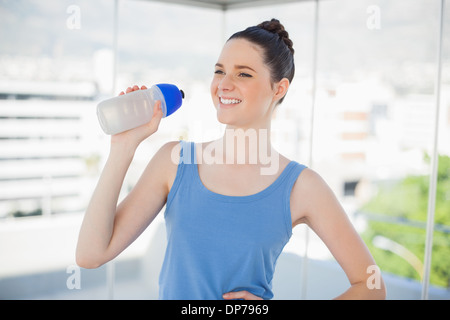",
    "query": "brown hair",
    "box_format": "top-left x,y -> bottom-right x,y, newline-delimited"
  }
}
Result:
228,18 -> 295,104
